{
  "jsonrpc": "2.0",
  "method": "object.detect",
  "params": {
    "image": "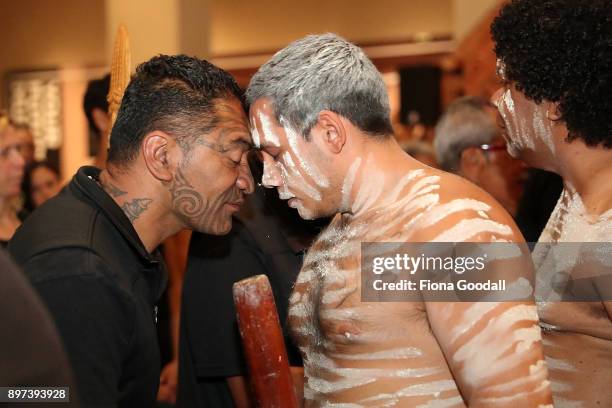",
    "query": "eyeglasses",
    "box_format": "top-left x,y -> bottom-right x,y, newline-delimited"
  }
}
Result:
478,142 -> 507,152
0,142 -> 32,159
